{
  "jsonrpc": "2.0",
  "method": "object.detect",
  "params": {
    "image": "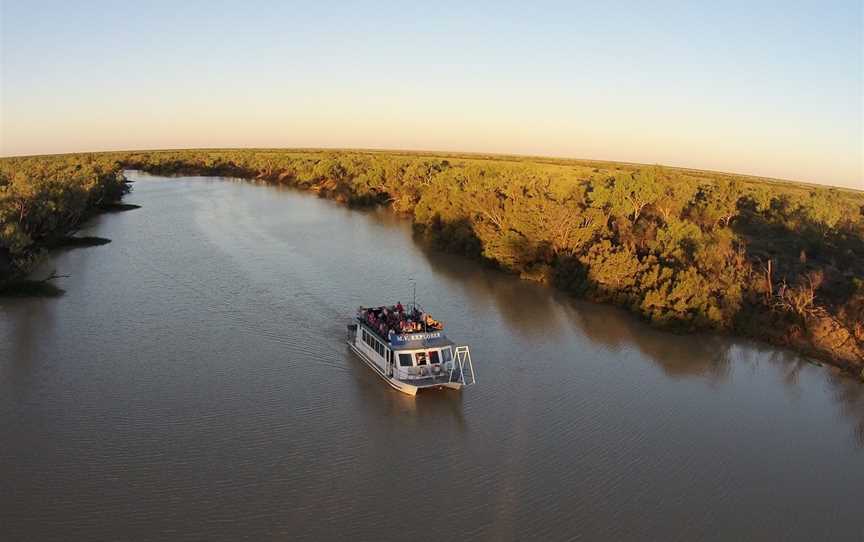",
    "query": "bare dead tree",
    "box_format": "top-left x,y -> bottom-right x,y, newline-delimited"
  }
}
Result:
773,272 -> 826,322
762,259 -> 773,304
